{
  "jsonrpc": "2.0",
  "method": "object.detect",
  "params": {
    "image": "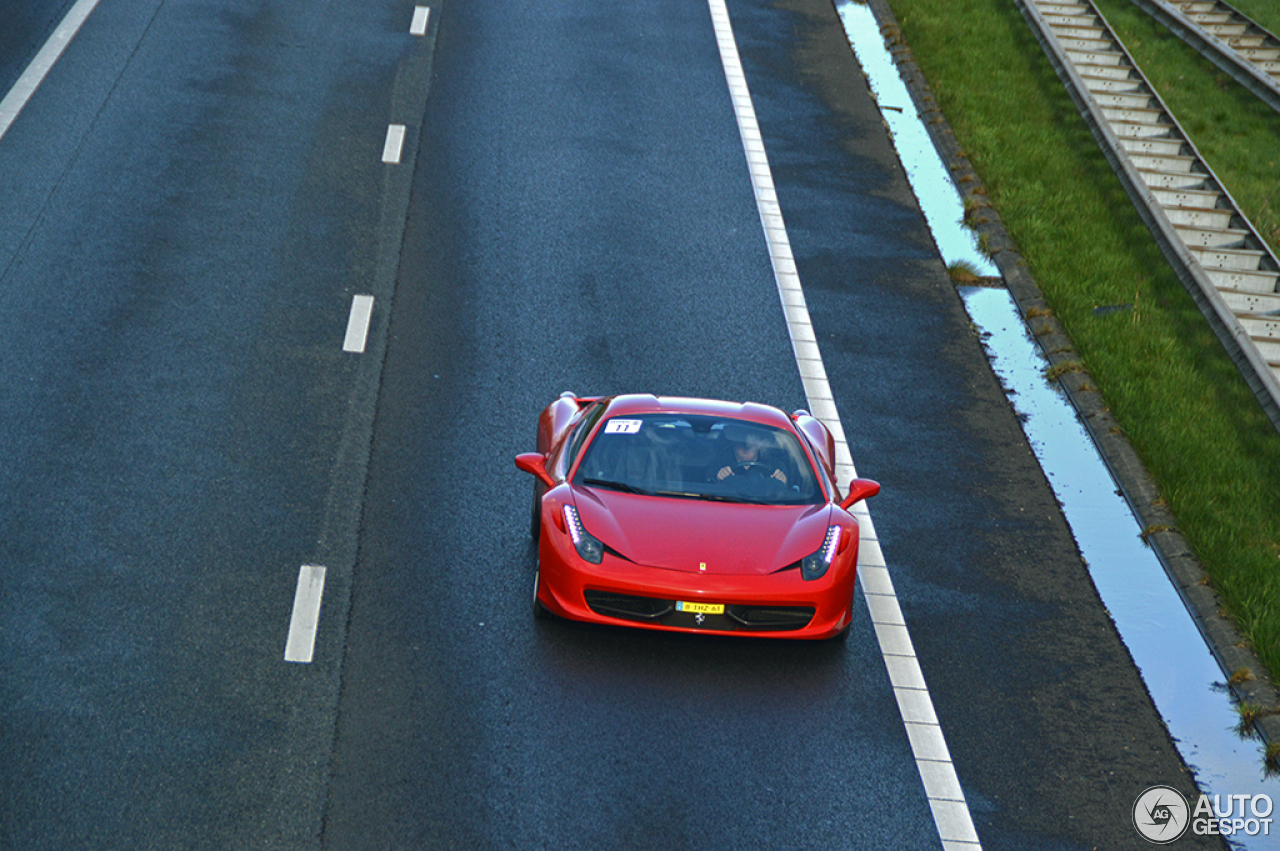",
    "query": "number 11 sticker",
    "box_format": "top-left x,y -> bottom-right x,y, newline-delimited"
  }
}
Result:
604,419 -> 643,434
